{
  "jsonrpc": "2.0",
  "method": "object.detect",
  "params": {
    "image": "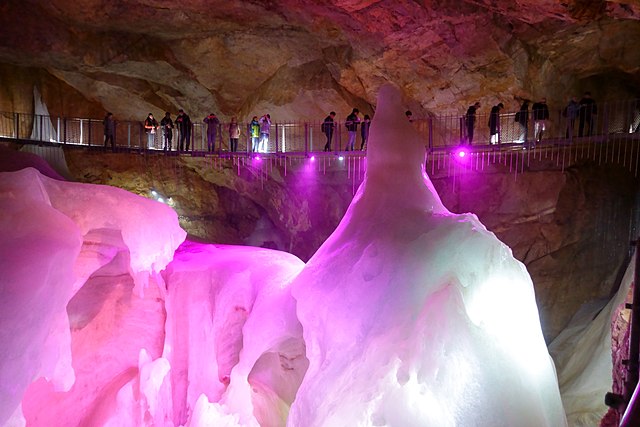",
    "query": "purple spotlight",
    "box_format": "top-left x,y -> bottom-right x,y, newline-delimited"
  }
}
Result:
338,156 -> 344,161
310,155 -> 315,161
255,155 -> 261,161
456,148 -> 467,158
